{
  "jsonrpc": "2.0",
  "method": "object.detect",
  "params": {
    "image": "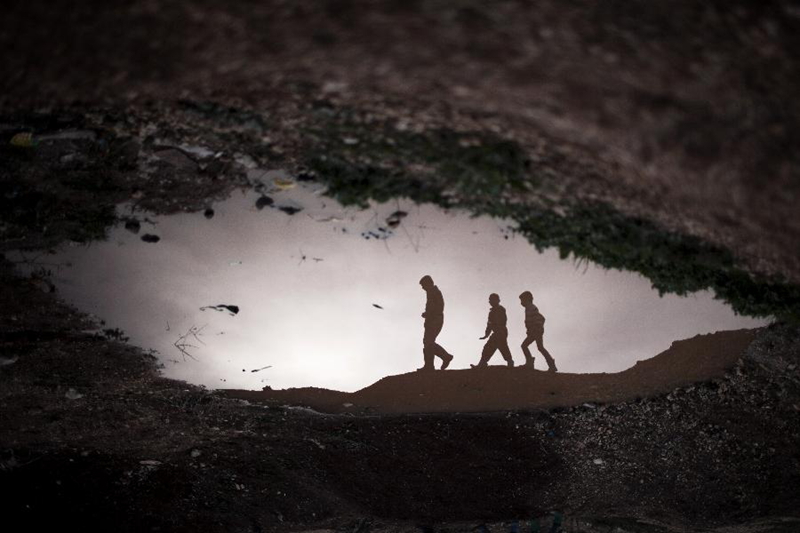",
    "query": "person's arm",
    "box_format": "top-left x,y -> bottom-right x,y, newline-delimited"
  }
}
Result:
480,310 -> 492,339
